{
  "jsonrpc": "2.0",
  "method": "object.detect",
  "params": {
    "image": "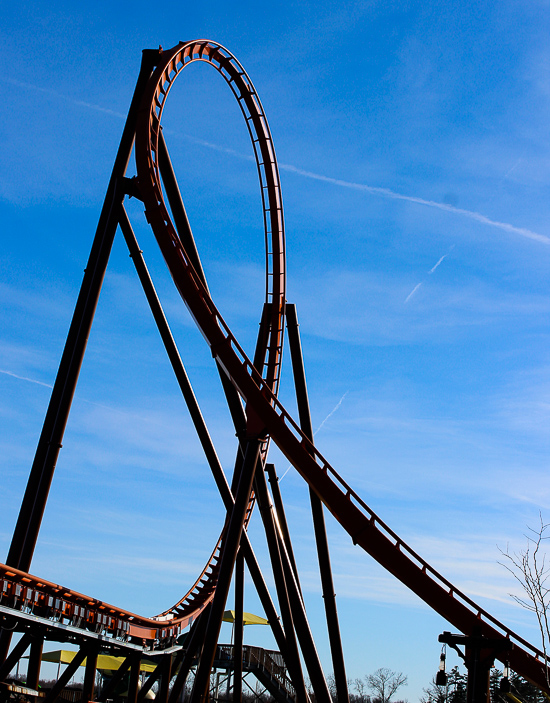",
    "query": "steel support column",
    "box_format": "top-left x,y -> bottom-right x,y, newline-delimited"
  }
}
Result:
168,607 -> 210,703
157,131 -> 207,287
286,303 -> 349,703
82,642 -> 99,703
0,634 -> 32,681
138,660 -> 163,702
265,463 -> 302,598
156,654 -> 173,703
233,549 -> 244,703
26,635 -> 43,690
439,630 -> 511,703
156,134 -> 248,448
128,654 -> 142,703
254,466 -> 329,703
252,470 -> 307,703
118,207 -> 226,483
